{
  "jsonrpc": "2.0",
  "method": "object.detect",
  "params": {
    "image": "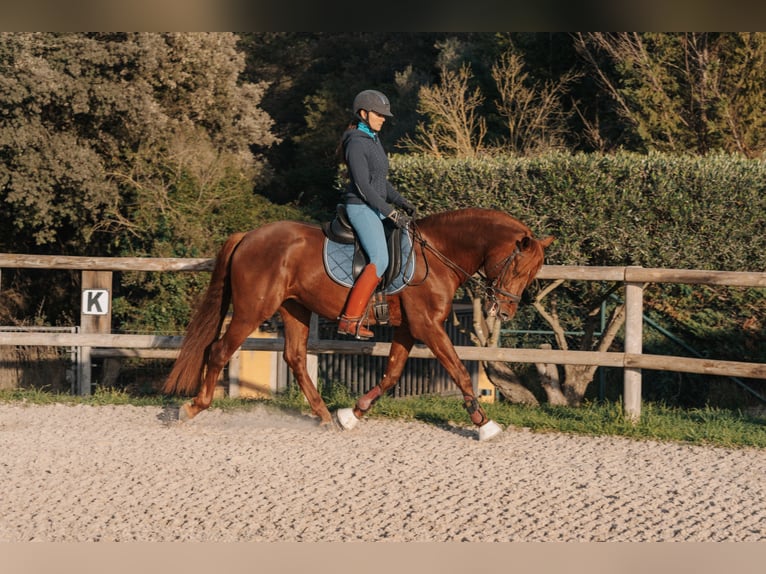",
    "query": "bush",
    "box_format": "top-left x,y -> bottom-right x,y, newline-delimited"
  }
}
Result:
387,151 -> 765,407
390,151 -> 766,271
